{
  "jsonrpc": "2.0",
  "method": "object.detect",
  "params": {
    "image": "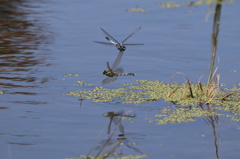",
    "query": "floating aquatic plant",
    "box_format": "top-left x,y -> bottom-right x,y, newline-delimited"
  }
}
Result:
64,73 -> 80,77
68,79 -> 240,123
160,0 -> 236,8
65,154 -> 150,159
126,8 -> 149,13
75,81 -> 94,86
68,79 -> 239,105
